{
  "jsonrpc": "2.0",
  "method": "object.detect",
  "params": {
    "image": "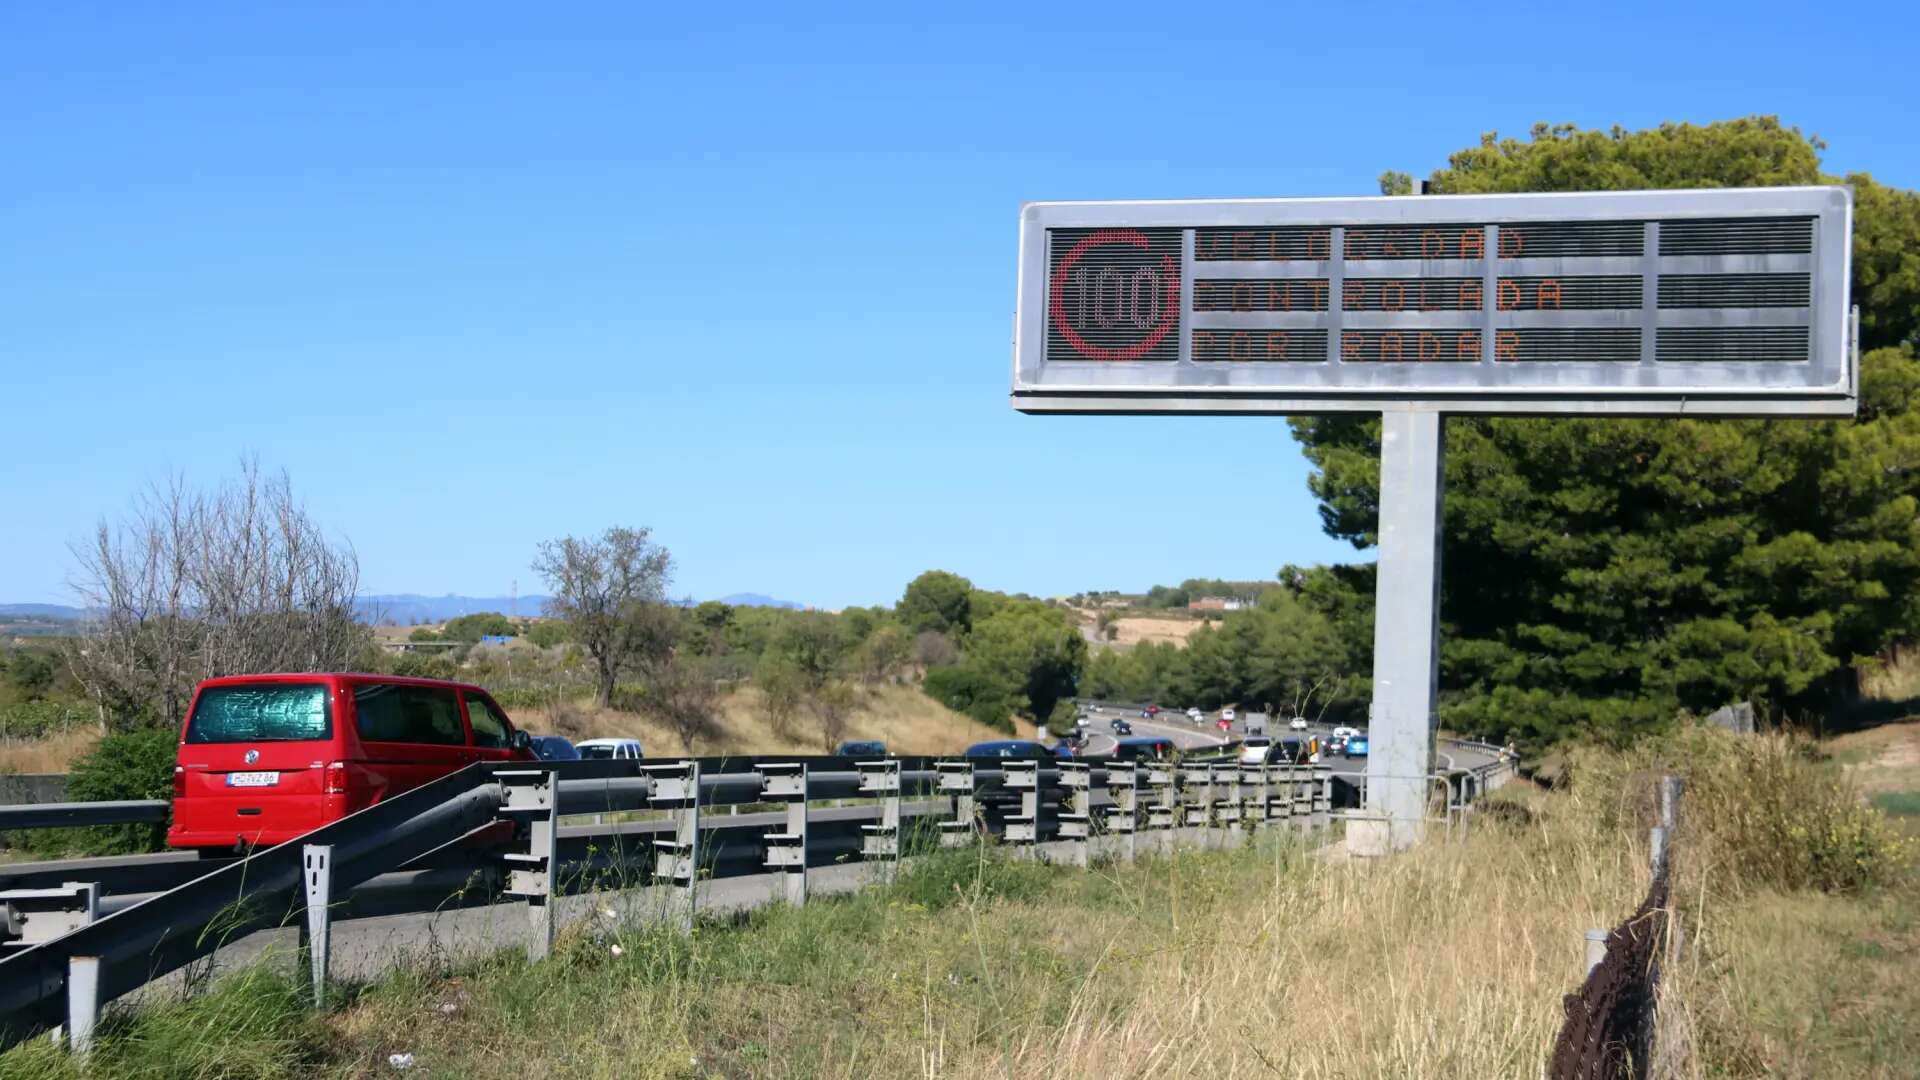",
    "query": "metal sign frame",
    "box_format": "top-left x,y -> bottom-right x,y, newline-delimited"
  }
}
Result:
1013,187 -> 1855,416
